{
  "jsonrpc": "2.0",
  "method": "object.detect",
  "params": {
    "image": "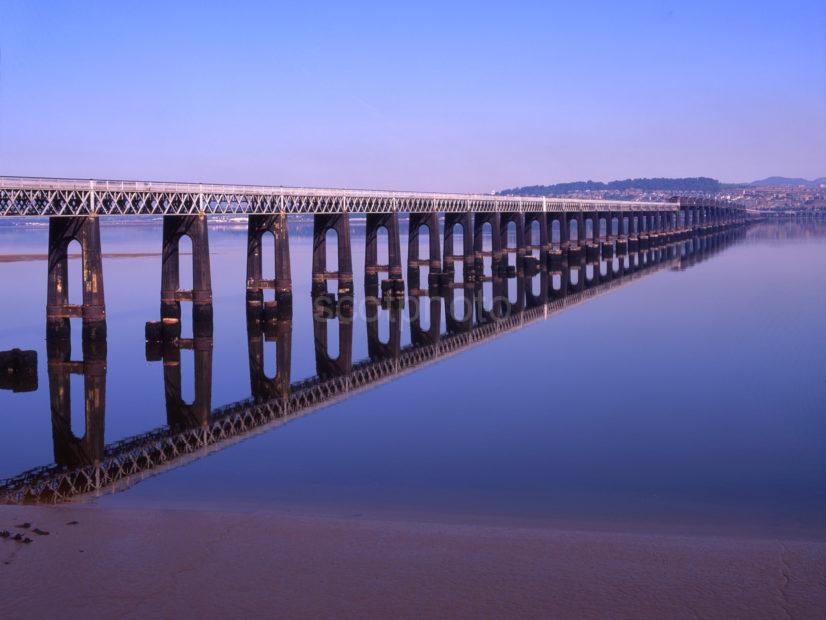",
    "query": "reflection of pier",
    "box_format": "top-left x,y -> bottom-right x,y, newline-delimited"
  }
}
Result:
47,325 -> 107,469
0,225 -> 746,504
